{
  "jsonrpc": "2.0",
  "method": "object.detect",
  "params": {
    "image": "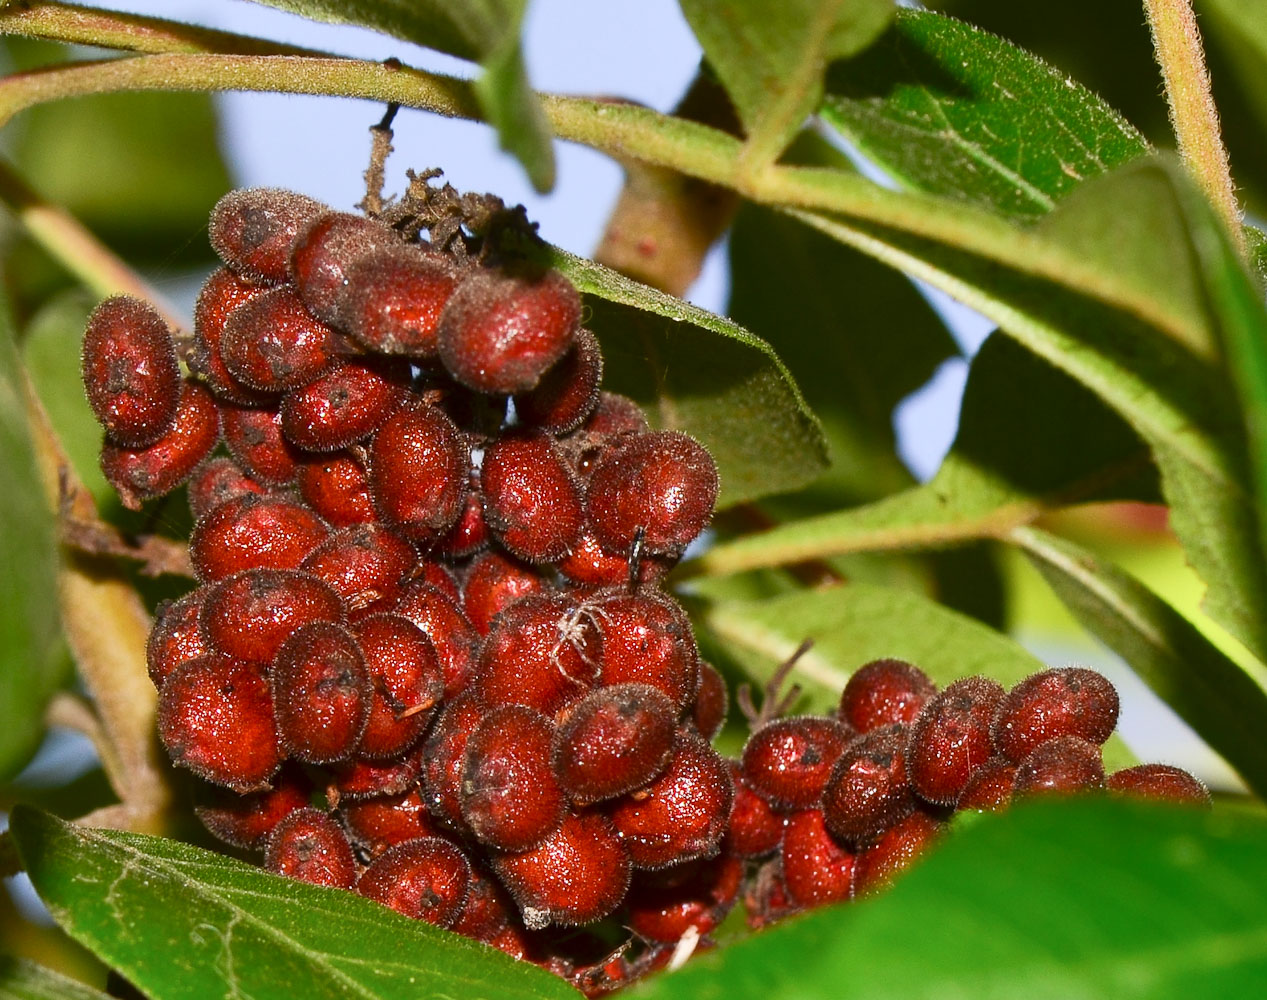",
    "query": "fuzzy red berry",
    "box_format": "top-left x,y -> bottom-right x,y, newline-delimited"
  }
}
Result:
481,432 -> 584,563
393,581 -> 480,698
1106,764 -> 1211,806
450,861 -> 517,943
337,244 -> 460,355
221,286 -> 344,392
187,457 -> 269,519
624,854 -> 743,944
296,452 -> 376,526
200,568 -> 343,664
195,765 -> 311,850
555,530 -> 673,589
342,788 -> 439,860
146,589 -> 210,688
290,211 -> 399,324
435,463 -> 489,558
513,328 -> 603,434
369,401 -> 467,542
957,756 -> 1018,812
820,724 -> 915,847
780,808 -> 856,909
838,659 -> 937,733
81,295 -> 180,448
742,716 -> 853,812
220,403 -> 302,486
209,187 -> 325,284
853,809 -> 942,897
272,621 -> 370,764
189,493 -> 330,581
437,266 -> 581,394
461,550 -> 550,636
191,267 -> 274,405
1013,735 -> 1106,798
265,807 -> 357,889
906,676 -> 1005,806
421,691 -> 486,833
301,524 -> 415,619
358,837 -> 472,927
330,742 -> 425,802
992,667 -> 1120,763
724,762 -> 784,858
592,591 -> 699,709
280,359 -> 406,452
